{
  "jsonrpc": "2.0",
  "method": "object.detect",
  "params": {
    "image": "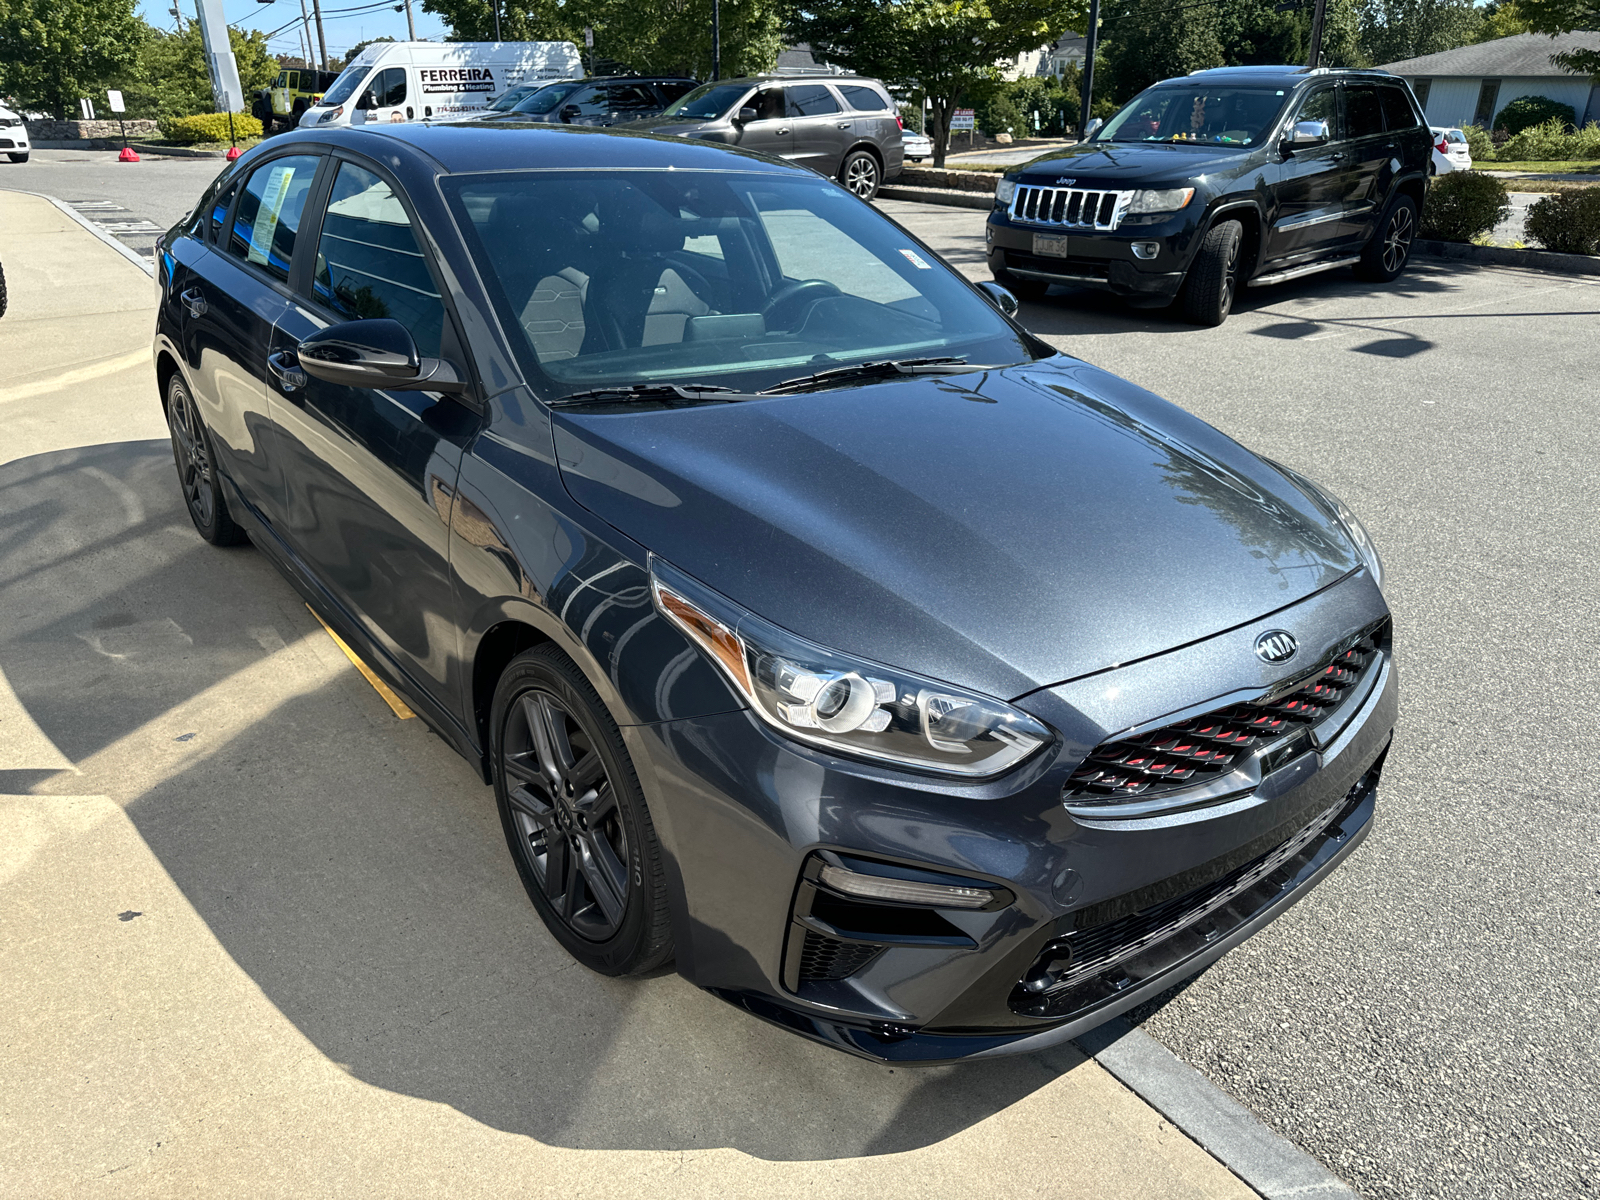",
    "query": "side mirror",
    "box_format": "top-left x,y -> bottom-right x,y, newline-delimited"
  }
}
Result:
976,280 -> 1019,317
1284,120 -> 1329,152
1083,117 -> 1104,140
560,104 -> 581,122
737,105 -> 758,124
297,318 -> 466,394
356,89 -> 378,111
